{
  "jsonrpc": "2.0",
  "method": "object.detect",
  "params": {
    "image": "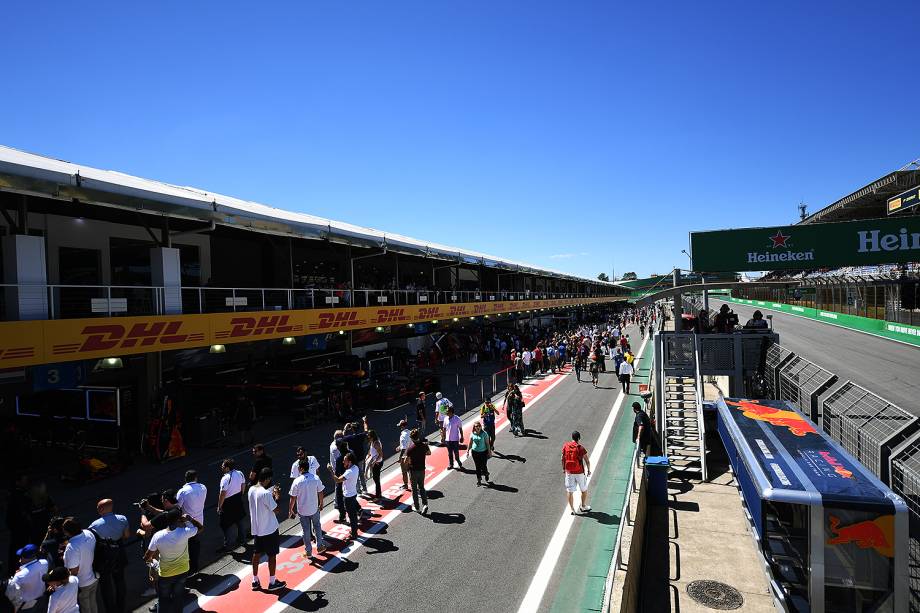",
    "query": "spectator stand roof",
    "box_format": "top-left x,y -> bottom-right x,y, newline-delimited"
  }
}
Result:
800,160 -> 920,225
